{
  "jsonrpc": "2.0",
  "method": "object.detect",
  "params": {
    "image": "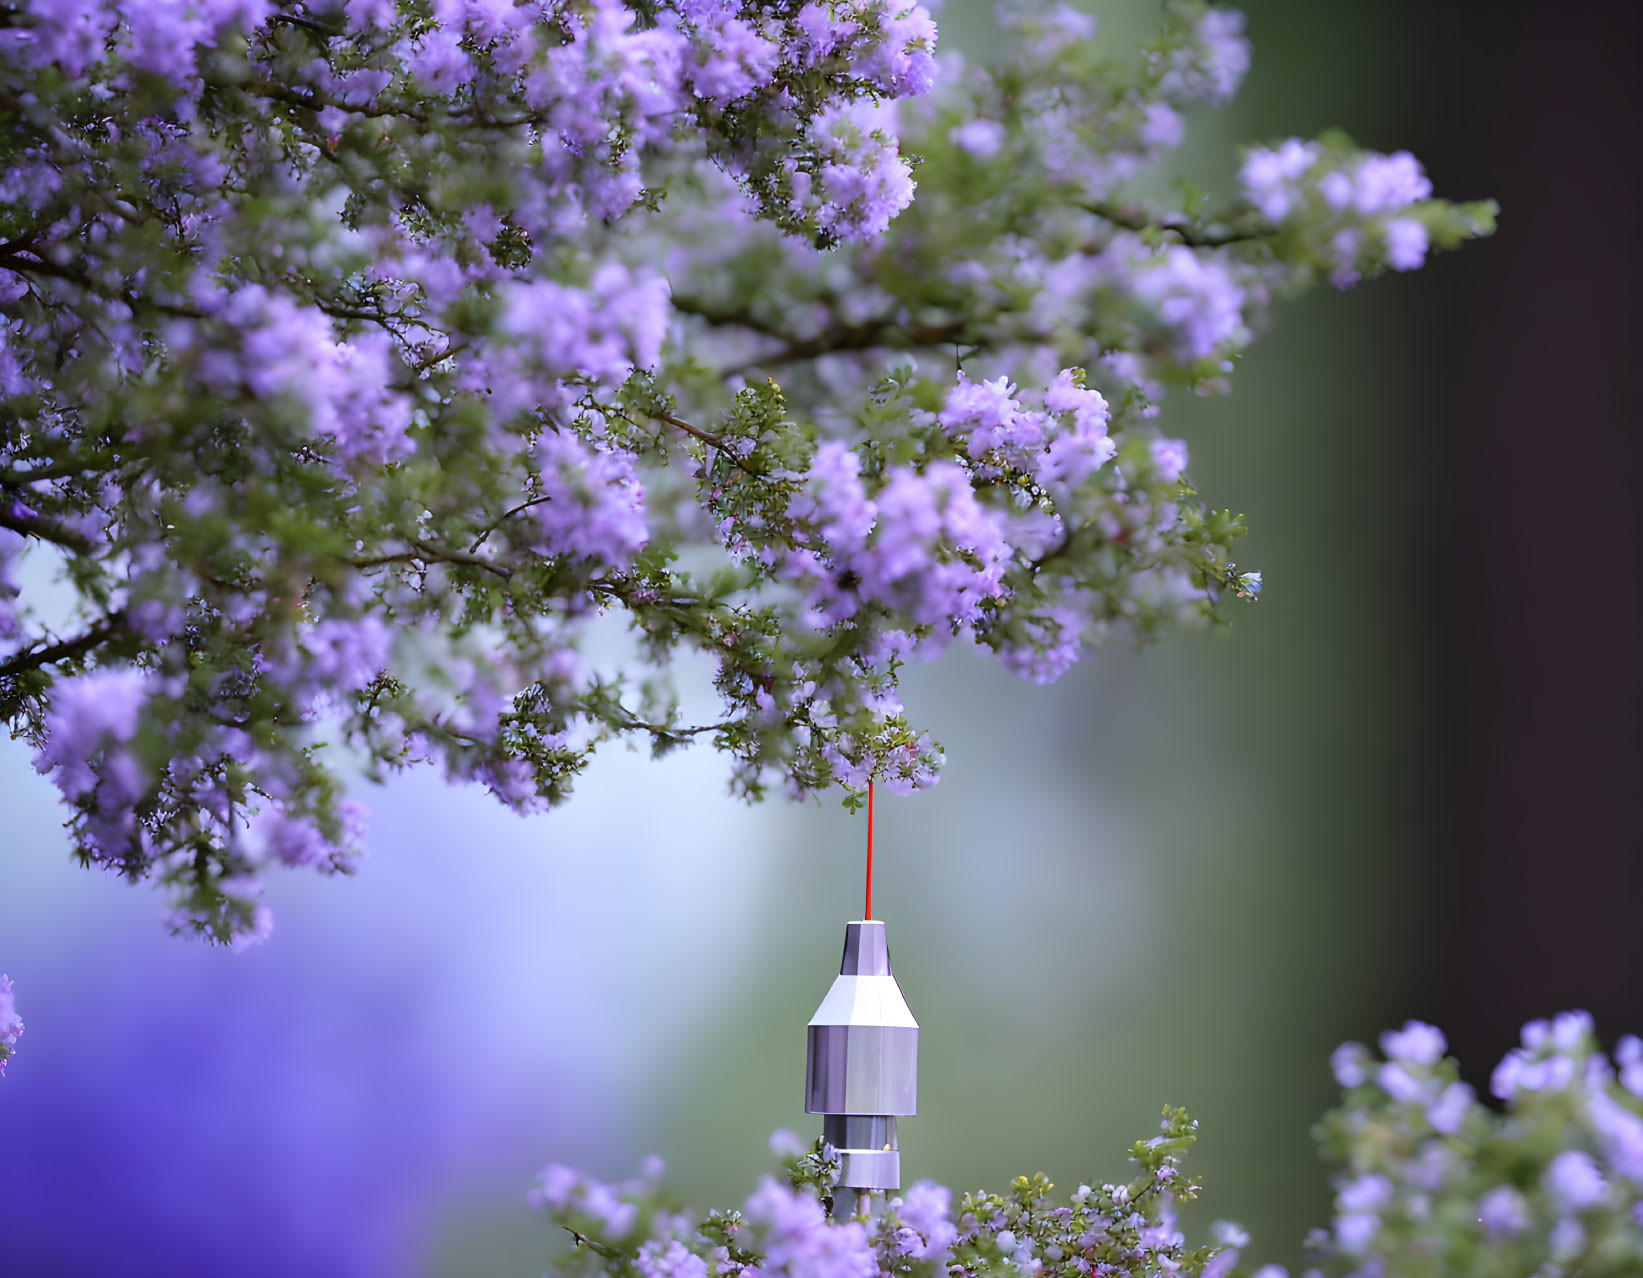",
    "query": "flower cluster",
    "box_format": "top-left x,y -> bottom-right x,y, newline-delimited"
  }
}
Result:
0,0 -> 1495,942
533,1107 -> 1232,1278
1238,137 -> 1483,287
0,973 -> 20,1074
525,1015 -> 1643,1278
1303,1012 -> 1643,1276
